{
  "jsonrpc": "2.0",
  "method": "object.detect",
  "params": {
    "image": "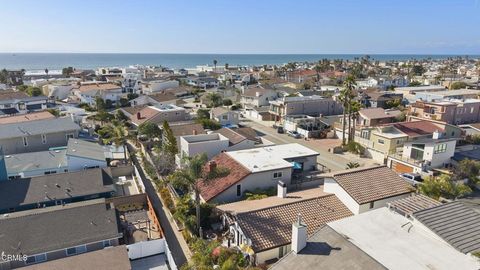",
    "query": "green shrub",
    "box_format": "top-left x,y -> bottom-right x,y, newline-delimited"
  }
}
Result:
346,141 -> 364,155
245,187 -> 276,200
